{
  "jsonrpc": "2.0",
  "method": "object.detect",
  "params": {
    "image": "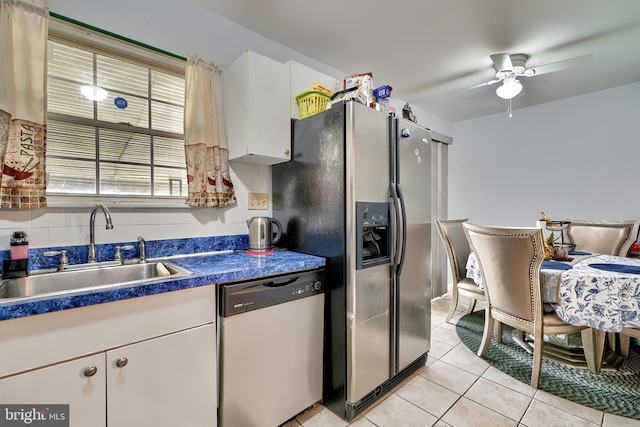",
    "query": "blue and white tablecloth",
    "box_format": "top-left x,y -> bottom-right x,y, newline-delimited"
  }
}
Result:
466,253 -> 640,332
553,254 -> 640,332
